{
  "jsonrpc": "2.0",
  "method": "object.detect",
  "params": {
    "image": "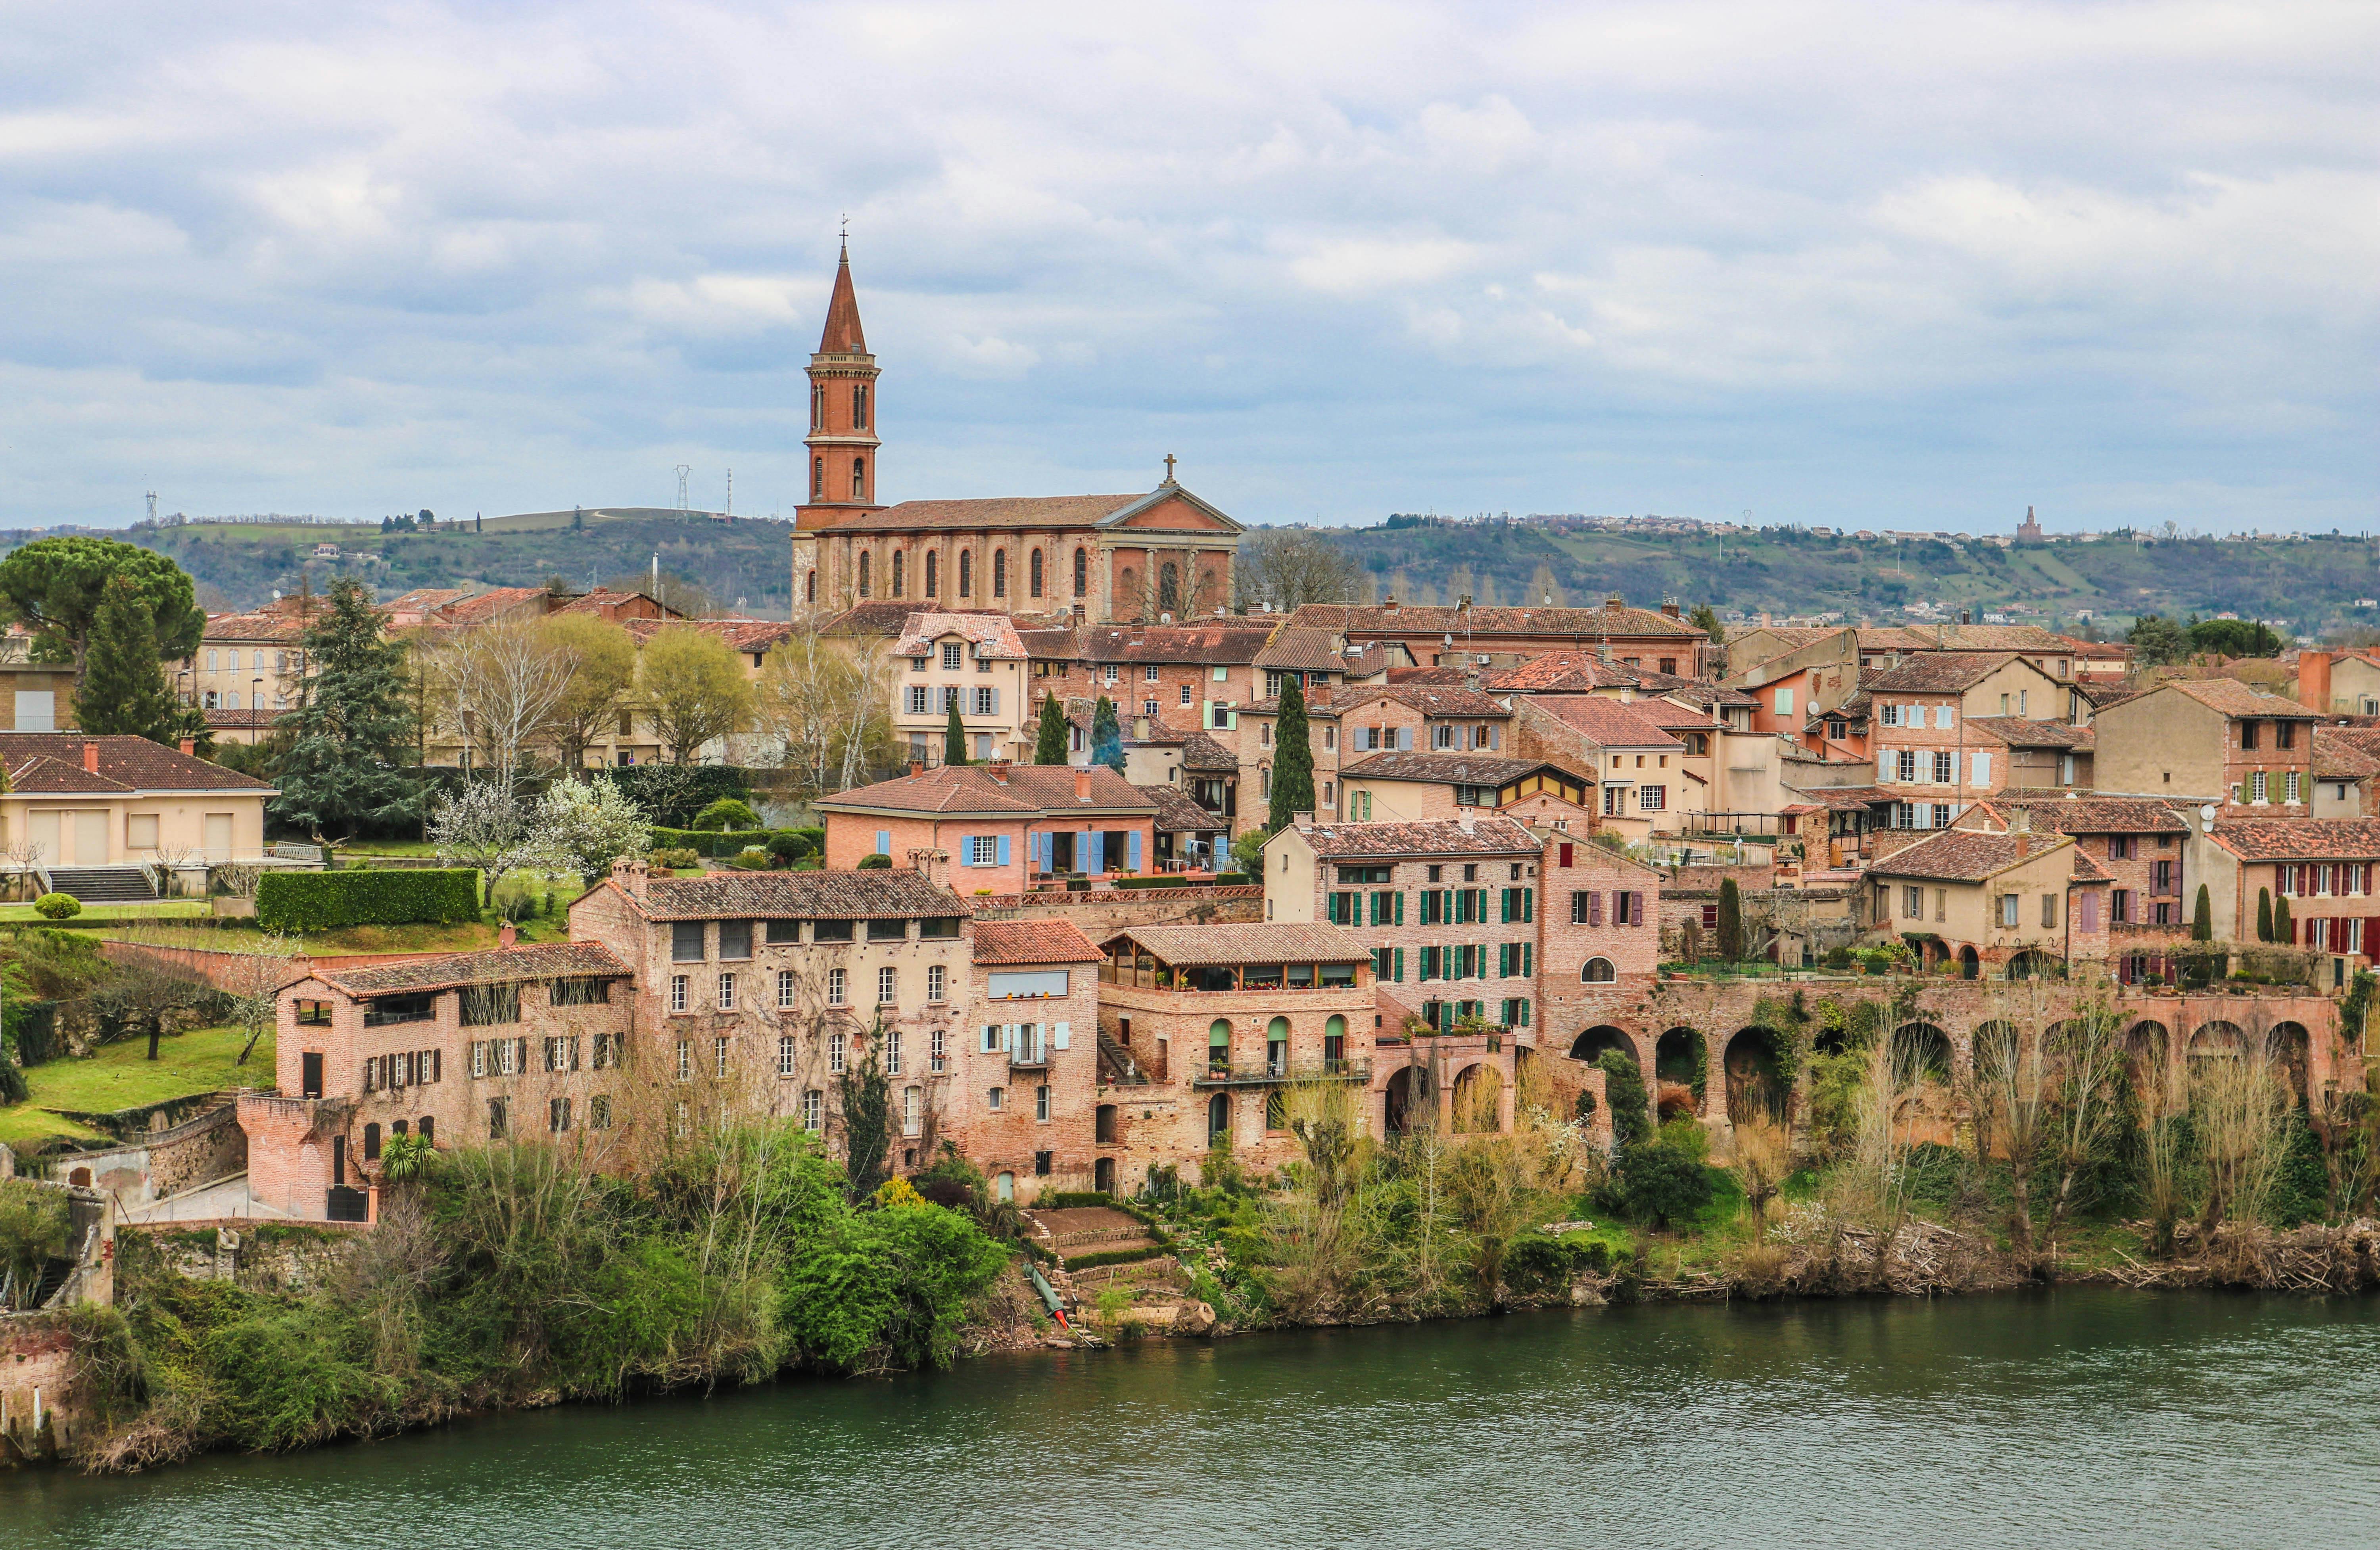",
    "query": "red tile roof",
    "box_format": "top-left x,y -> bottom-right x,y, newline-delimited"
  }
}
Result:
1974,796 -> 2188,834
1100,923 -> 1373,966
1252,628 -> 1354,673
816,763 -> 1155,816
622,617 -> 796,653
1073,624 -> 1278,666
1967,717 -> 2095,749
1860,652 -> 2033,693
0,735 -> 272,793
315,942 -> 632,997
973,920 -> 1102,965
820,601 -> 1008,639
1867,828 -> 2073,882
1292,602 -> 1703,640
1298,816 -> 1540,858
633,868 -> 967,921
2152,677 -> 2320,720
1520,695 -> 1685,748
2209,819 -> 2380,862
1338,751 -> 1551,785
893,612 -> 1029,660
1147,785 -> 1227,832
812,494 -> 1144,533
1336,684 -> 1511,719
